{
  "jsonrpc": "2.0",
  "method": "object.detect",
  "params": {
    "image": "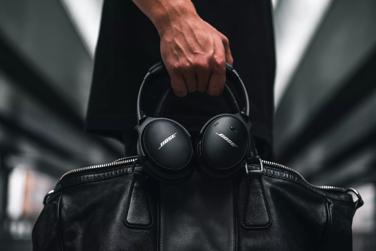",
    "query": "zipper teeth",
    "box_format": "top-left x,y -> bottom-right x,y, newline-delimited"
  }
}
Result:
261,160 -> 346,192
57,157 -> 345,192
57,156 -> 139,183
